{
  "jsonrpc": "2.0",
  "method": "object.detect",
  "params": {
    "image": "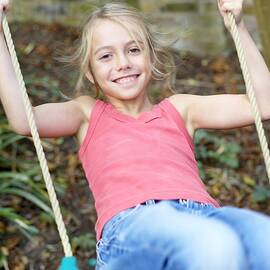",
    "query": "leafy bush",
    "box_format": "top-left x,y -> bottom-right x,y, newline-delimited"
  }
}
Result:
252,185 -> 270,203
194,130 -> 241,179
0,114 -> 56,267
71,233 -> 96,251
